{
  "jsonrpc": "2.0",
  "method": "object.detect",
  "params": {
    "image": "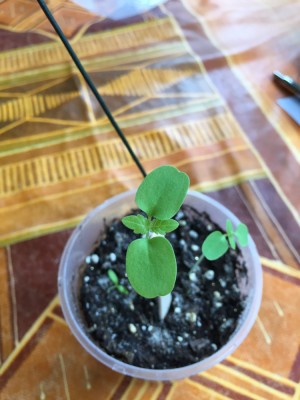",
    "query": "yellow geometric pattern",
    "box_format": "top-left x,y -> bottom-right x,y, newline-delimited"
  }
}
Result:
0,0 -> 101,38
0,18 -> 177,76
0,66 -> 210,123
0,113 -> 241,196
0,92 -> 78,122
99,67 -> 200,97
